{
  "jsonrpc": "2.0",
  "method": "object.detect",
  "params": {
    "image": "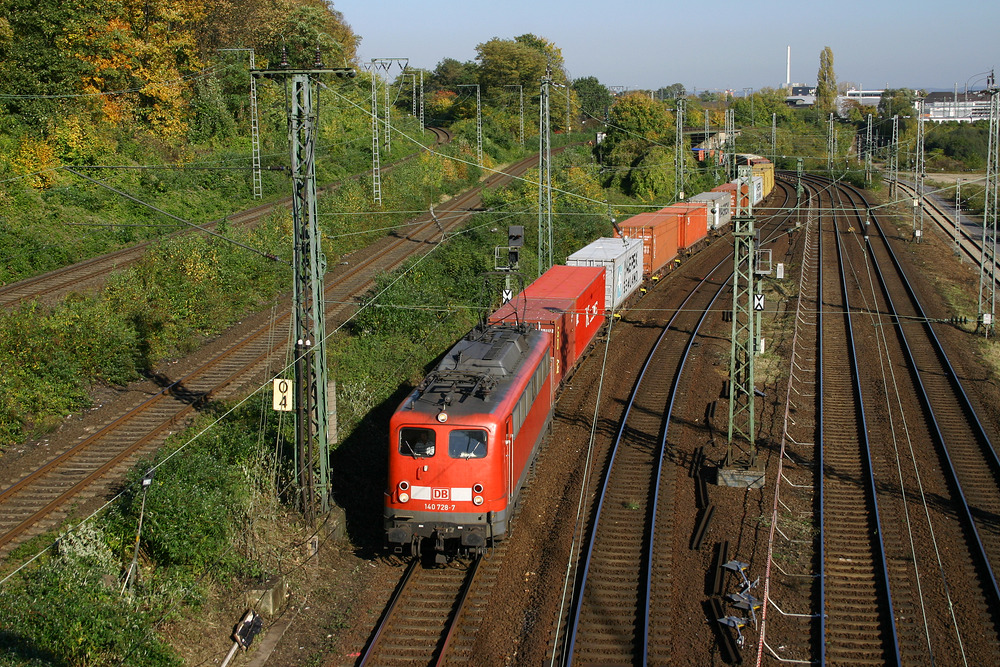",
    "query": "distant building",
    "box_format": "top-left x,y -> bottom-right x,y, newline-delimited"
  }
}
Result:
835,89 -> 884,116
924,90 -> 991,122
785,83 -> 816,108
